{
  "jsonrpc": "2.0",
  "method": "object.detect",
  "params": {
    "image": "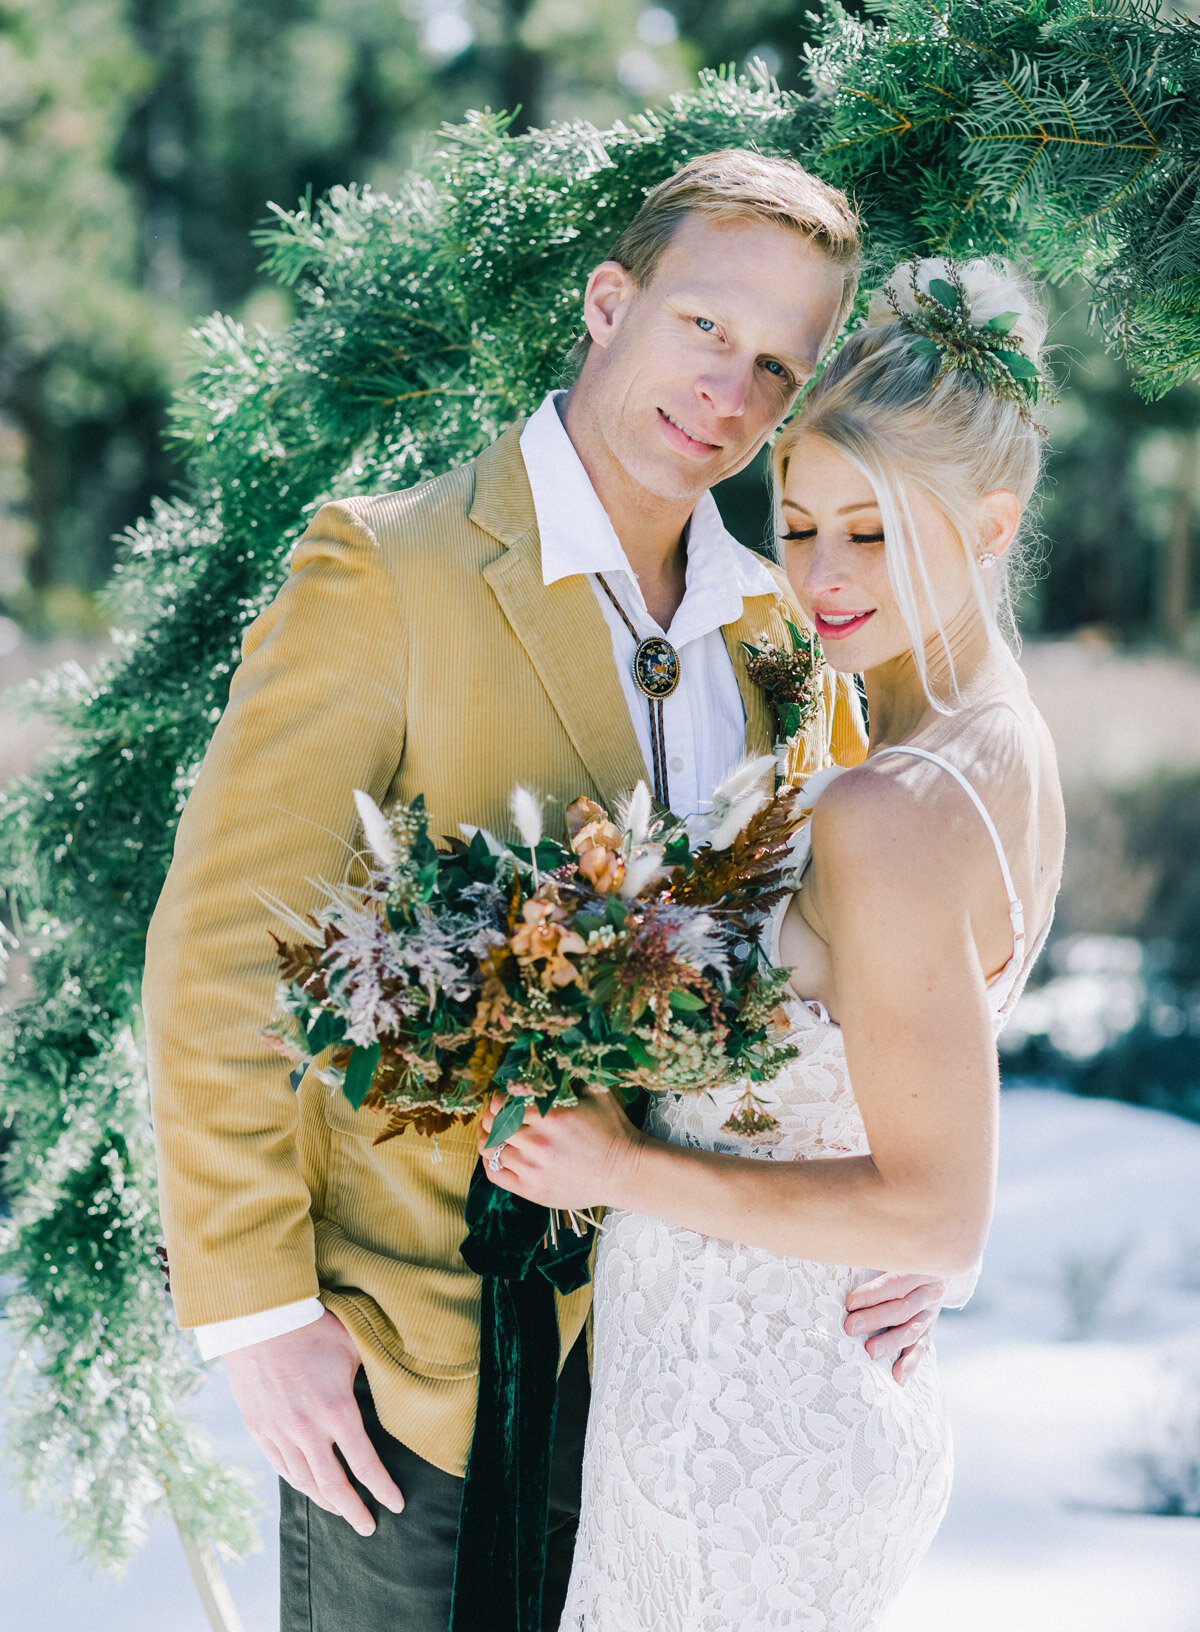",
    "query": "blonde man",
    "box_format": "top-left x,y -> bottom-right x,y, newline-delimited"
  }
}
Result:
145,150 -> 952,1631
